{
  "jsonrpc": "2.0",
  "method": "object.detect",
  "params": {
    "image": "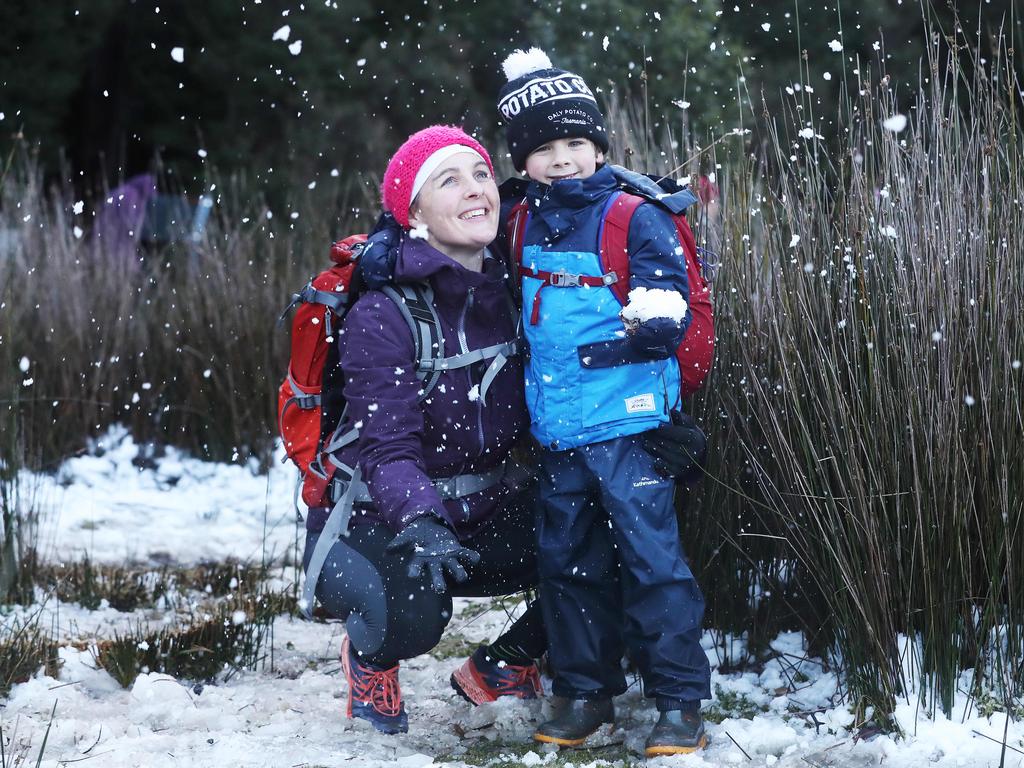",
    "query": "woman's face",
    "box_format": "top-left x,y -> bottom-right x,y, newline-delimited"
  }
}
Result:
408,152 -> 499,259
